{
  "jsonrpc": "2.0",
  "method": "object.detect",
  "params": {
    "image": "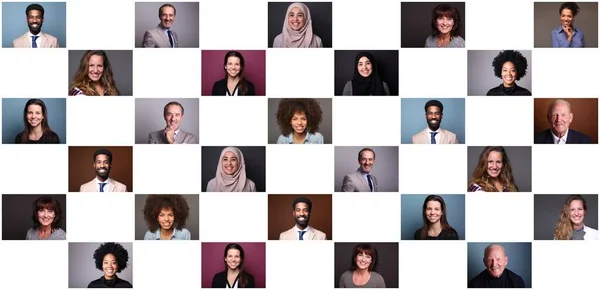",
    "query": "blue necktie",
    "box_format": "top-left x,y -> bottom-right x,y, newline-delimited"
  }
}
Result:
367,174 -> 374,192
430,132 -> 438,144
299,230 -> 306,240
167,30 -> 174,48
31,36 -> 39,48
99,183 -> 106,192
